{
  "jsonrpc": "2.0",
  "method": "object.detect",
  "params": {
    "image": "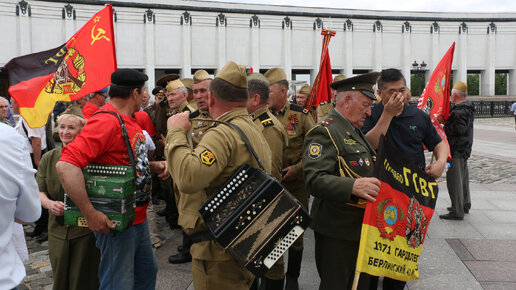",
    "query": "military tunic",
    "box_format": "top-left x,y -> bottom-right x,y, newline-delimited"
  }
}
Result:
166,107 -> 272,290
317,101 -> 334,121
36,148 -> 100,290
188,98 -> 198,110
303,108 -> 377,290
